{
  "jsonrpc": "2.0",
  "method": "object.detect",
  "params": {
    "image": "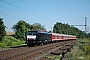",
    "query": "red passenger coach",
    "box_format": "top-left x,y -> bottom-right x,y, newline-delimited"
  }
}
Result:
52,33 -> 63,41
51,33 -> 76,41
